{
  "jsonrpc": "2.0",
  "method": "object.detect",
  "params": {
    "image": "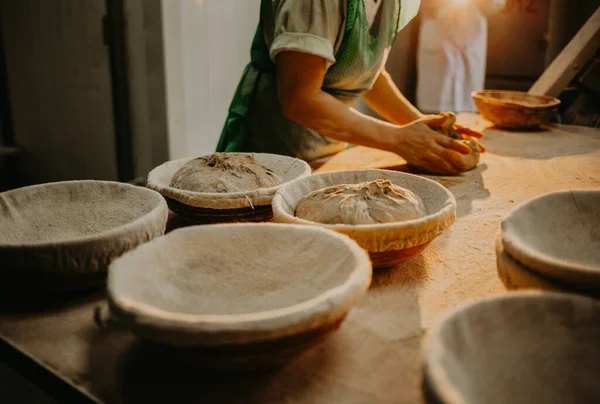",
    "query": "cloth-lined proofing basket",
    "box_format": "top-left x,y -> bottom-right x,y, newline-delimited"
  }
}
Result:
0,181 -> 169,291
424,292 -> 600,404
495,236 -> 600,300
106,223 -> 371,371
501,190 -> 600,293
147,153 -> 312,223
272,169 -> 456,268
